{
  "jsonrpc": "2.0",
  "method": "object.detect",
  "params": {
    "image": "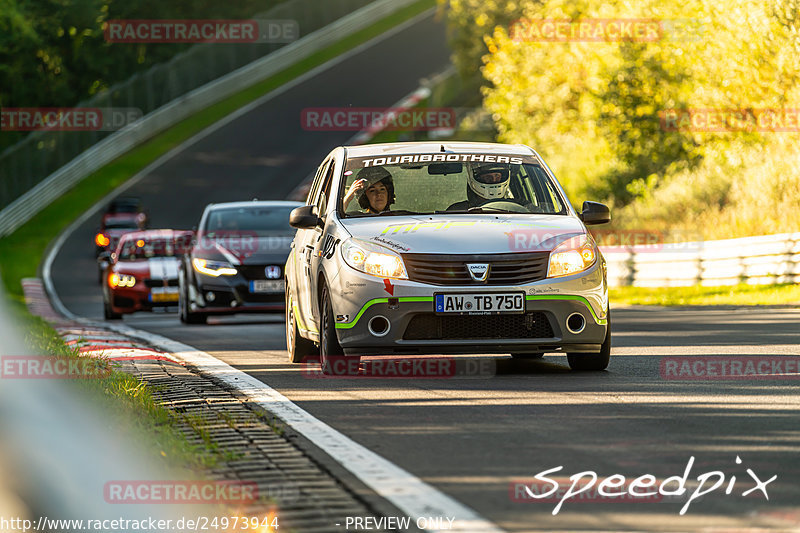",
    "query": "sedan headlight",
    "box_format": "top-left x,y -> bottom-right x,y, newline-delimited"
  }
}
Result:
547,234 -> 598,278
192,258 -> 237,277
341,238 -> 407,279
109,273 -> 136,288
